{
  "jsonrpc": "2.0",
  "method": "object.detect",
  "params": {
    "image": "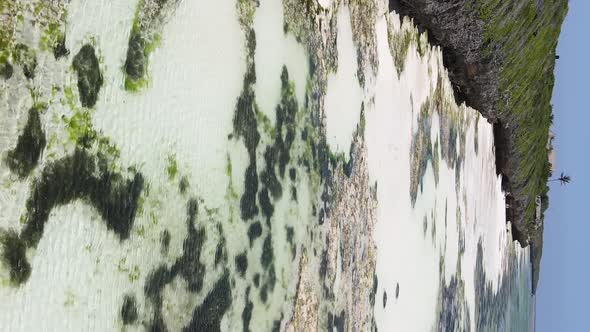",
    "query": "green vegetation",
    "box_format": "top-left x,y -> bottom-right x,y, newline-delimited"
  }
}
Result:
13,43 -> 37,79
475,0 -> 567,230
123,0 -> 166,92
